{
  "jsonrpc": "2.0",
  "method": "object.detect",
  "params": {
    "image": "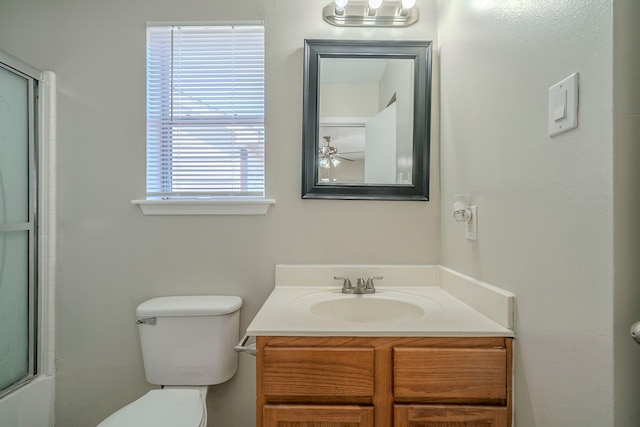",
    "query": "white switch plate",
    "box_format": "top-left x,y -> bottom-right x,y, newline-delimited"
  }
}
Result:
548,73 -> 578,137
466,206 -> 477,241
